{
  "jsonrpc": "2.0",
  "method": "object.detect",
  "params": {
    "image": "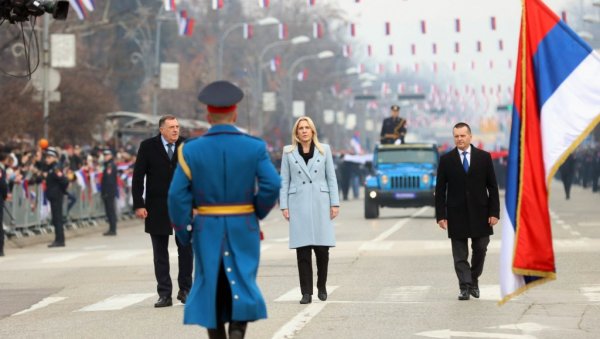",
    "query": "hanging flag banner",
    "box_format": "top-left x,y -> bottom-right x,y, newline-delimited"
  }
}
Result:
212,0 -> 224,10
349,23 -> 356,37
258,0 -> 269,8
313,22 -> 323,38
164,0 -> 176,11
278,23 -> 288,40
385,22 -> 391,35
420,20 -> 427,34
491,16 -> 497,30
243,23 -> 253,39
389,44 -> 394,56
343,45 -> 352,57
455,18 -> 461,32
